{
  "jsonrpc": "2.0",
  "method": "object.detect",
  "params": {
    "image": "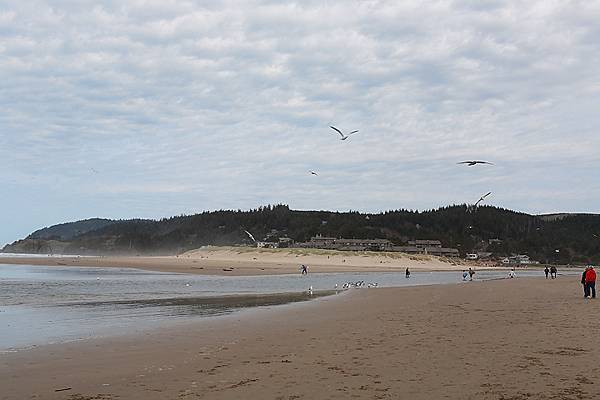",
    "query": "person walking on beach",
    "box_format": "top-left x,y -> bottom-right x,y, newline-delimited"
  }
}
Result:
584,266 -> 596,299
405,267 -> 411,279
300,264 -> 308,275
462,270 -> 468,281
468,268 -> 475,281
550,265 -> 557,279
582,267 -> 589,297
544,266 -> 550,279
508,268 -> 516,279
